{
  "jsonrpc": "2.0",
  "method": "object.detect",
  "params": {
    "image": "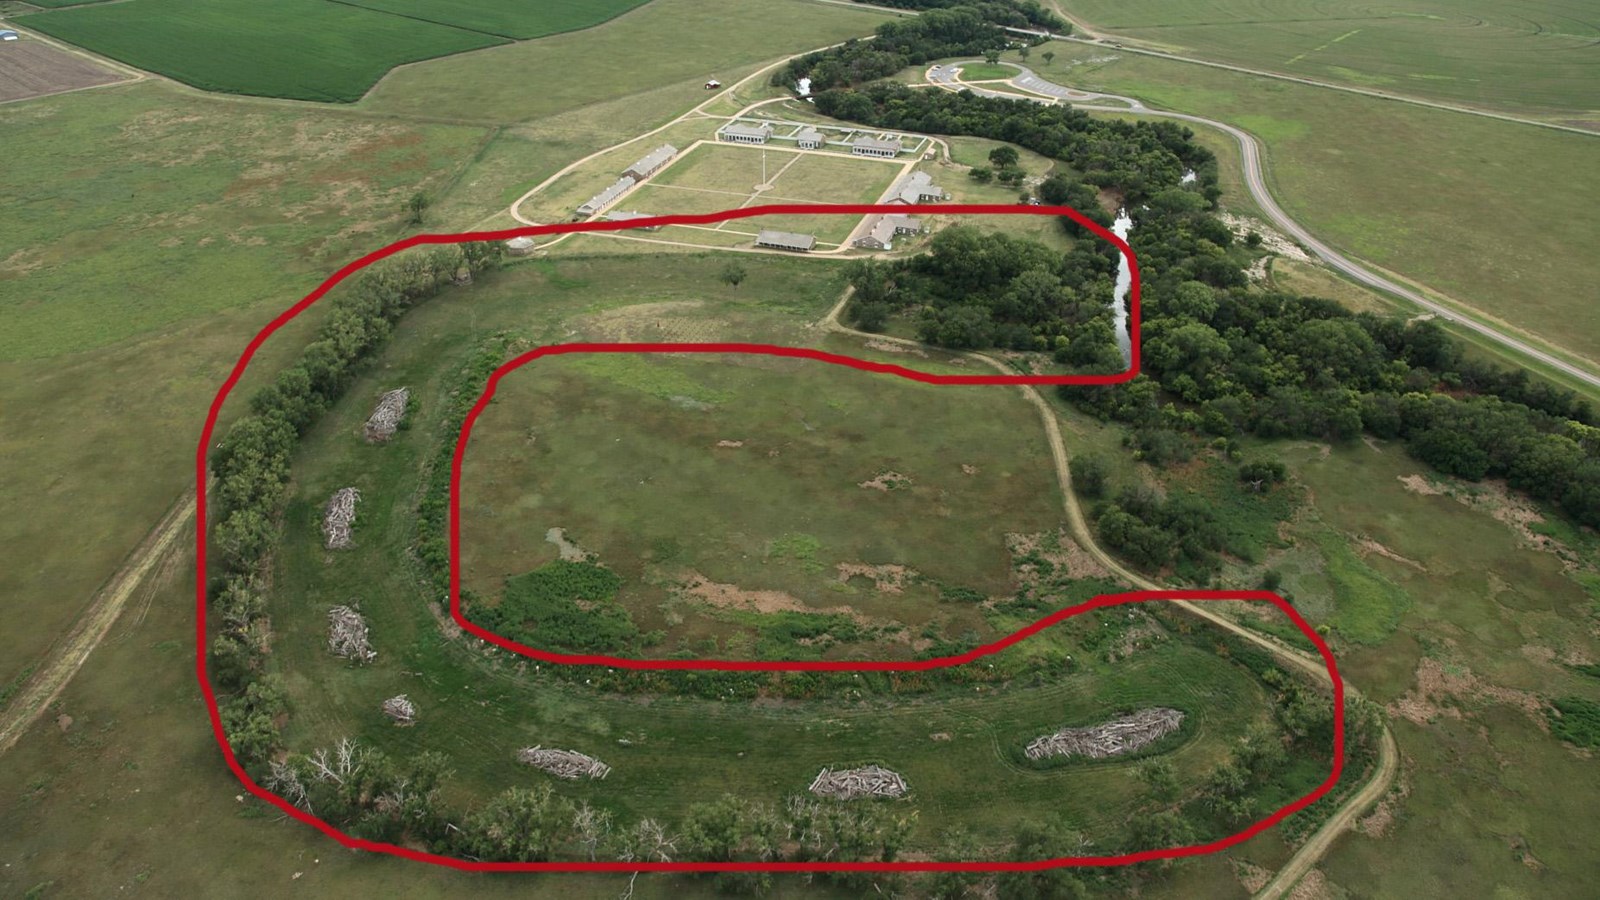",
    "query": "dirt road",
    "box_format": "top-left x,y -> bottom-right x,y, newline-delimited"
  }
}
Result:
0,488 -> 197,756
